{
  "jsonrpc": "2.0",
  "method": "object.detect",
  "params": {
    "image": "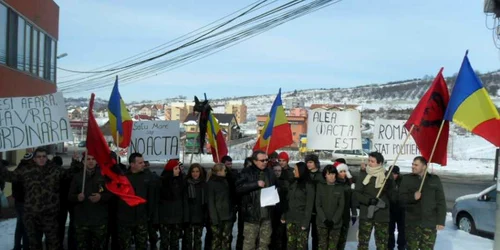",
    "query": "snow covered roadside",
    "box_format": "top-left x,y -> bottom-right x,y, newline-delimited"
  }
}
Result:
391,159 -> 495,176
341,213 -> 493,249
0,213 -> 492,249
